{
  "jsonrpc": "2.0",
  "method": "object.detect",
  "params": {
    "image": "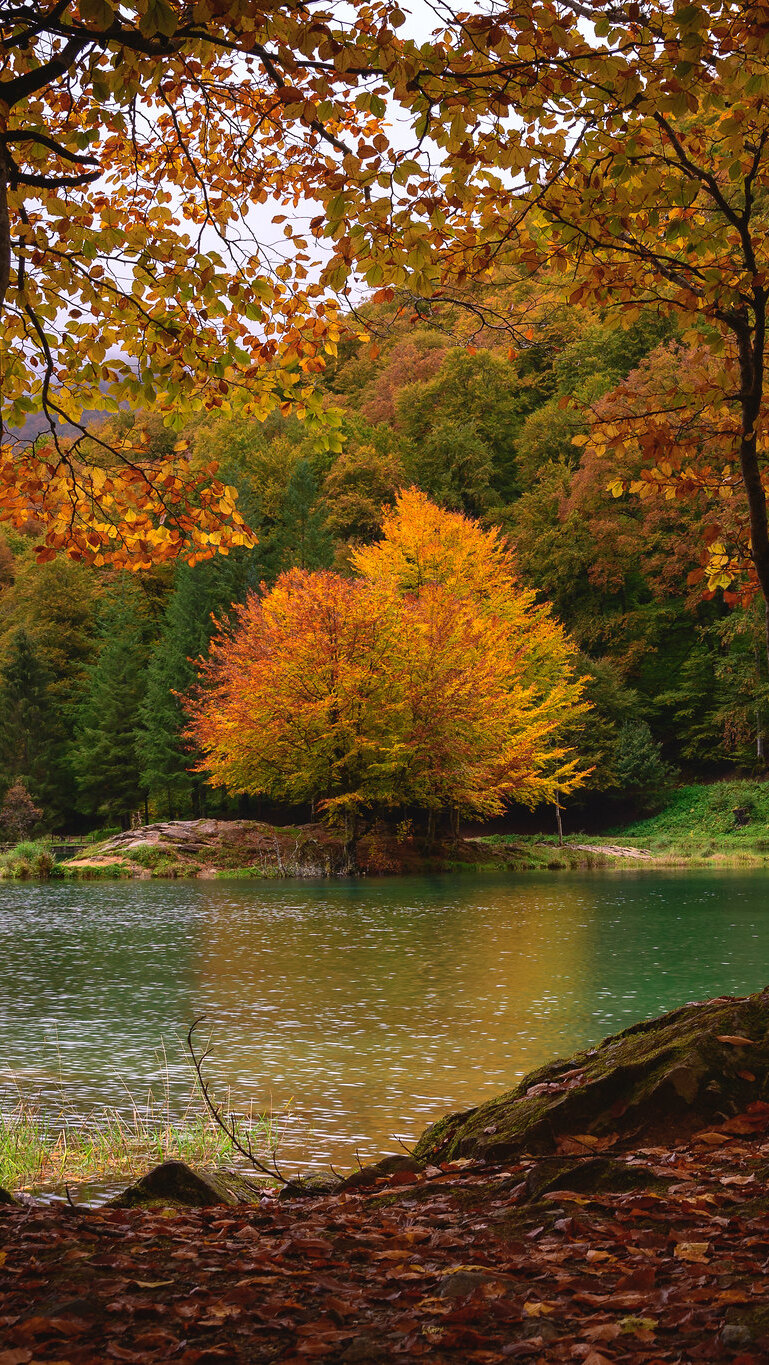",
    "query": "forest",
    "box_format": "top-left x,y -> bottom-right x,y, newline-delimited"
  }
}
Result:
0,280 -> 763,837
